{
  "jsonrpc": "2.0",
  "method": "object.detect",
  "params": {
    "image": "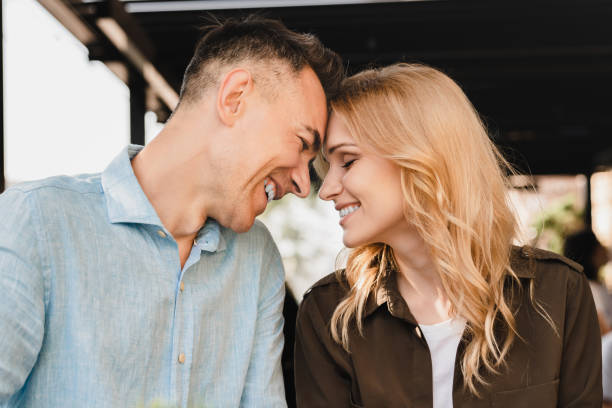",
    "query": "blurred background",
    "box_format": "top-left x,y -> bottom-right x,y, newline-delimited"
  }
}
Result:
3,0 -> 612,300
3,0 -> 612,405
